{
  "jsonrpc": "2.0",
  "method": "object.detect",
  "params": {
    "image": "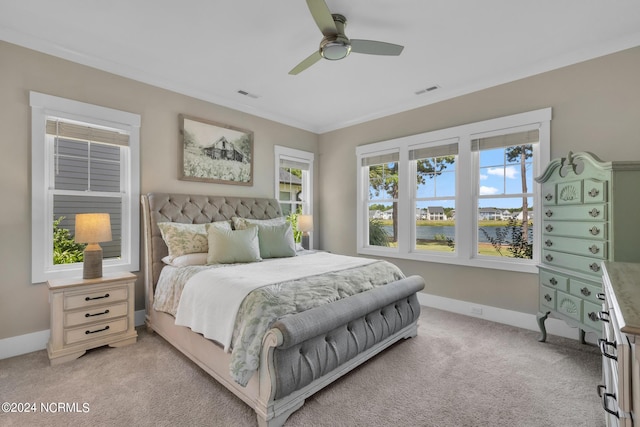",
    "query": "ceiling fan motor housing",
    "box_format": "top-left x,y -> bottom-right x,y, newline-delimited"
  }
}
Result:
320,34 -> 351,60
